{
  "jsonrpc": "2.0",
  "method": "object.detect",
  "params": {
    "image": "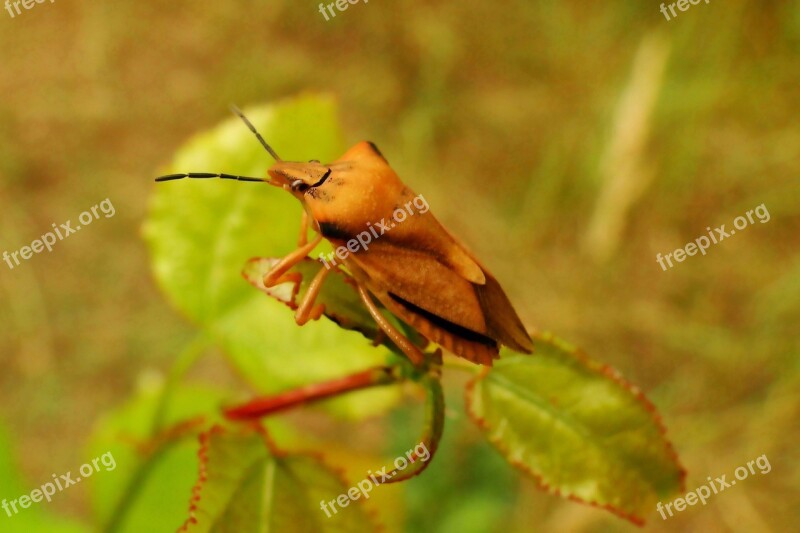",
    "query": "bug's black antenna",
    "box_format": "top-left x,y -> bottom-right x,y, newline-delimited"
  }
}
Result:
230,105 -> 282,162
155,172 -> 268,183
